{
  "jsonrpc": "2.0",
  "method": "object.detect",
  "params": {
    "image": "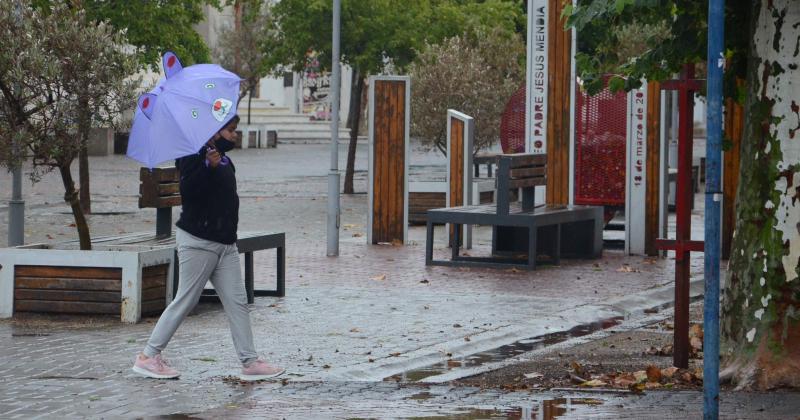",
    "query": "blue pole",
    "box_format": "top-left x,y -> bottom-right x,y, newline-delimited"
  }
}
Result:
704,0 -> 724,418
